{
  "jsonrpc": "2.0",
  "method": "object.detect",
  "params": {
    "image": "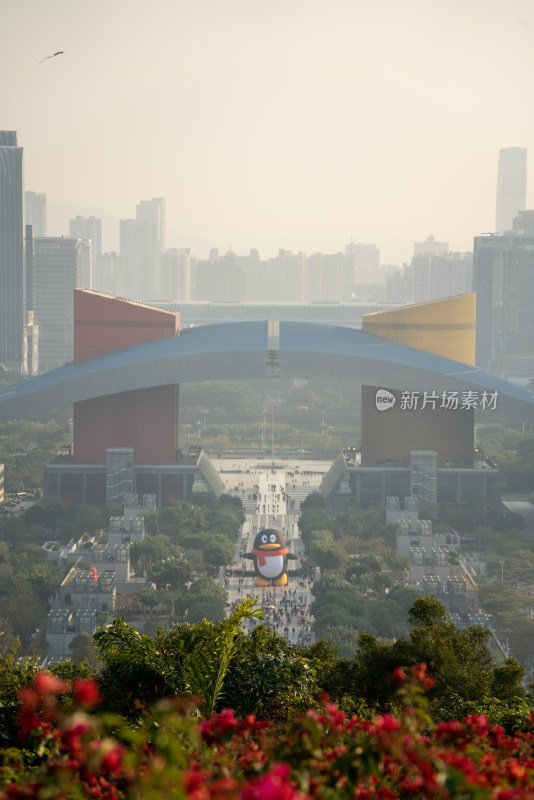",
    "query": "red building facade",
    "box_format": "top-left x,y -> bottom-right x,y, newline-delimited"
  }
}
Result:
72,290 -> 180,465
